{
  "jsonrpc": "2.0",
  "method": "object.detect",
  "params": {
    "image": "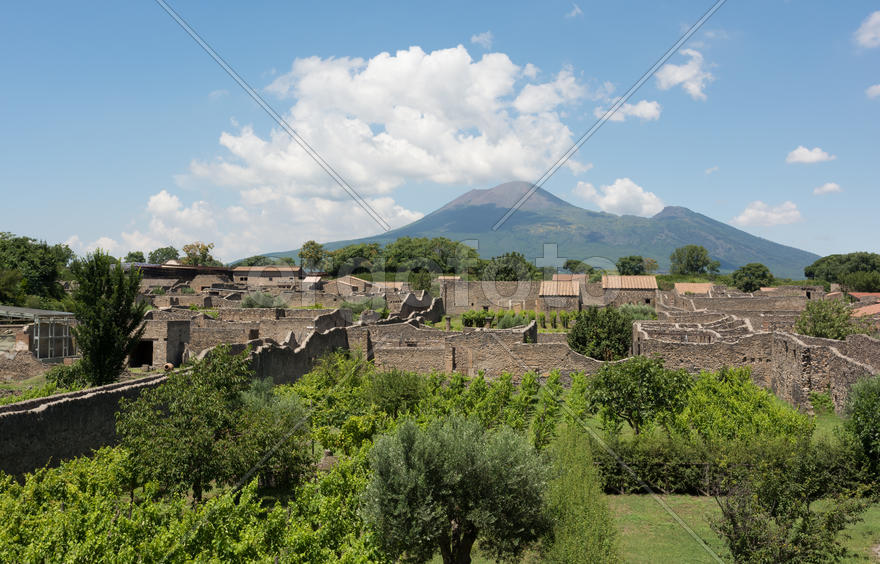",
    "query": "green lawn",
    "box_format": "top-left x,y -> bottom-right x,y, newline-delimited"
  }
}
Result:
608,494 -> 880,563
